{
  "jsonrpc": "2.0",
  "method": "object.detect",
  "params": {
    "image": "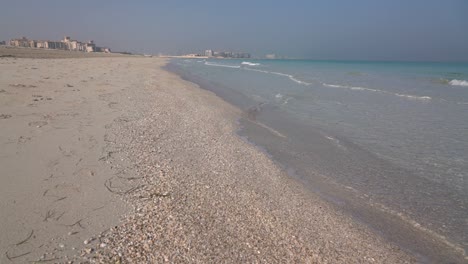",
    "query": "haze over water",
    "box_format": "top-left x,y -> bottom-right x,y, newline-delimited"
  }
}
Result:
169,59 -> 468,259
1,1 -> 467,61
